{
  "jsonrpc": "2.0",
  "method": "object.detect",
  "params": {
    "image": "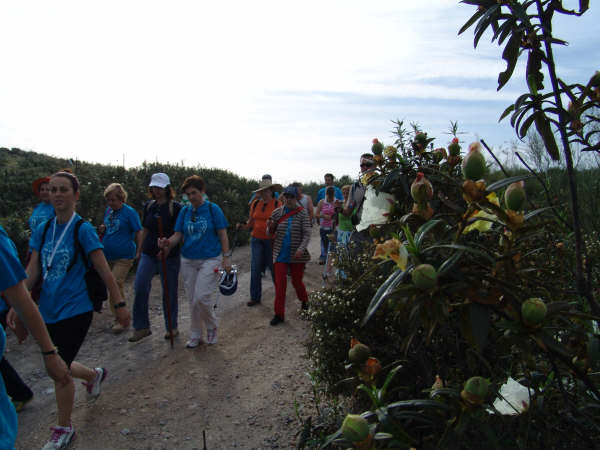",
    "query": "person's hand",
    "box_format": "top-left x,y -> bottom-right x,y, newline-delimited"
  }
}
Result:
135,250 -> 142,262
6,308 -> 28,343
293,249 -> 304,259
97,224 -> 106,236
236,223 -> 244,230
323,214 -> 332,220
157,237 -> 170,249
43,353 -> 71,387
115,306 -> 131,328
